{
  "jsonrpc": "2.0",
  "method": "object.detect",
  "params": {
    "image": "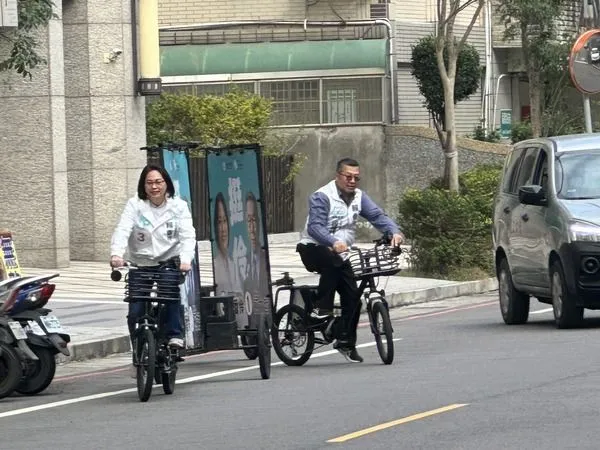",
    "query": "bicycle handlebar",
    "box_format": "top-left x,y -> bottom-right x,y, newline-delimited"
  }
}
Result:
352,233 -> 403,257
110,260 -> 188,283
